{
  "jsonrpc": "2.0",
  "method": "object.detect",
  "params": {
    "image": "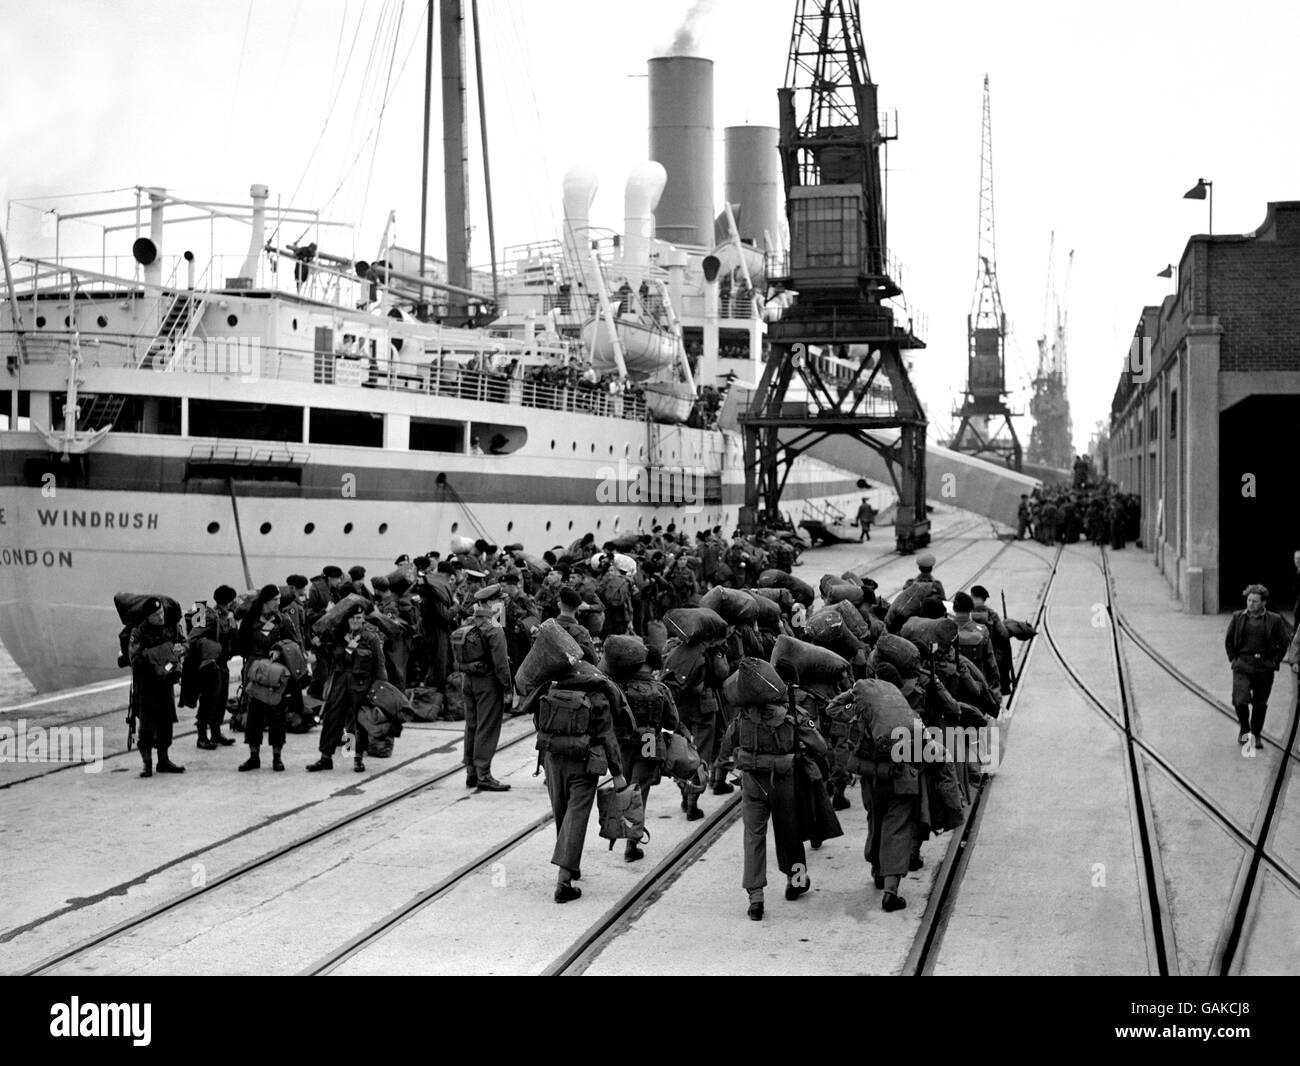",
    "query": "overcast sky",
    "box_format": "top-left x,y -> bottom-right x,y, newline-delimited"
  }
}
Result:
4,0 -> 1297,451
